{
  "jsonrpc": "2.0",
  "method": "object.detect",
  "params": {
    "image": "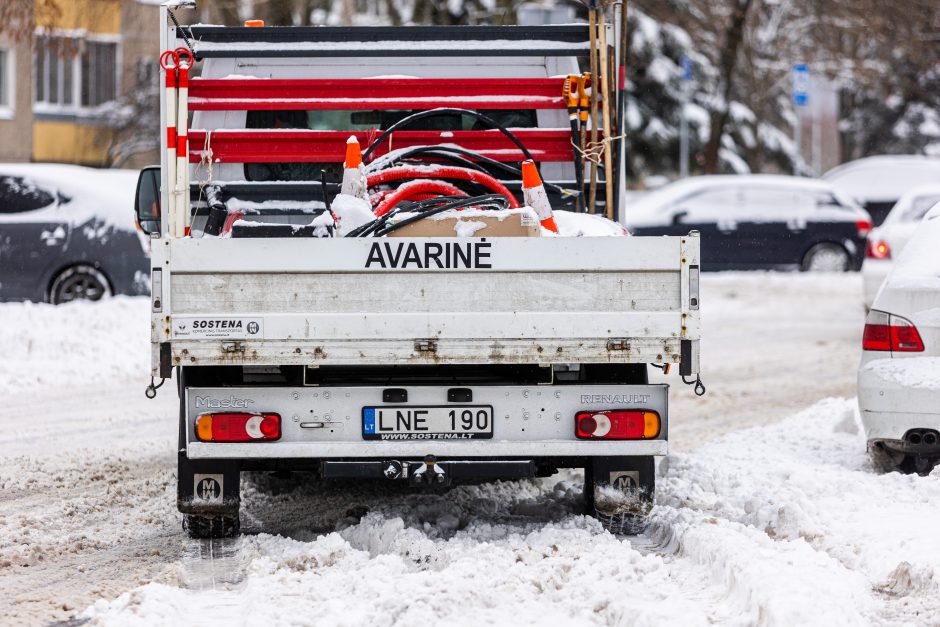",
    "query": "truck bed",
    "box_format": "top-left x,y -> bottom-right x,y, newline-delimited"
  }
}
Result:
151,234 -> 700,372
